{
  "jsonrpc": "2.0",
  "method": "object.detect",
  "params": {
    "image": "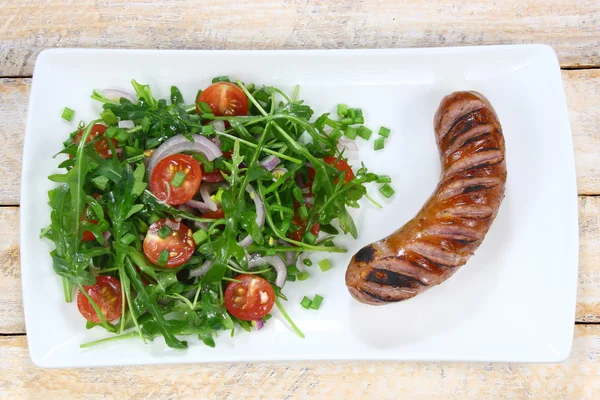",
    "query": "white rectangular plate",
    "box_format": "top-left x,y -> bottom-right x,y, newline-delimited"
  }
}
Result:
21,46 -> 578,367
